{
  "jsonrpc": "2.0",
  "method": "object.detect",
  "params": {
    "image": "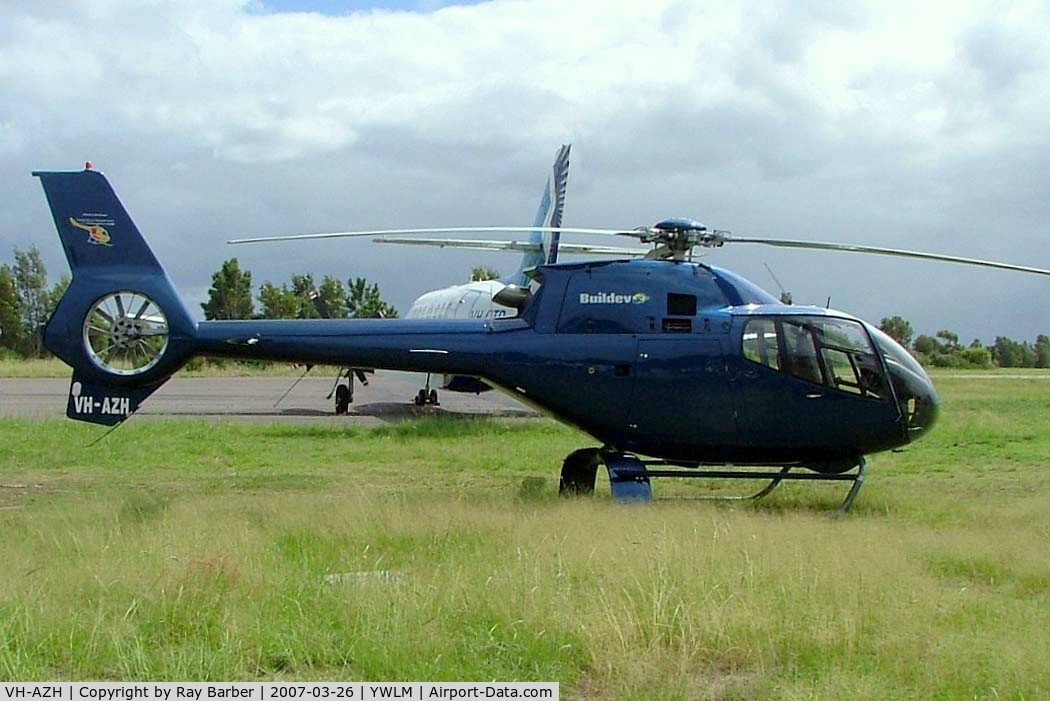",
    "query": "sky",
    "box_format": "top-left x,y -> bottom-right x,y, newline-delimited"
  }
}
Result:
257,0 -> 489,14
1,0 -> 1048,343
